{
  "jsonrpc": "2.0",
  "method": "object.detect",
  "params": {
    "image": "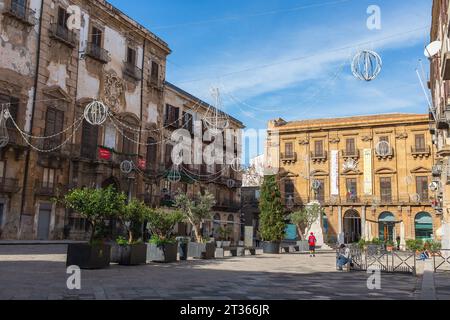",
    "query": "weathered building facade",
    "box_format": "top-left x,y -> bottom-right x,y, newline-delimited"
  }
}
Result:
267,114 -> 440,246
0,0 -> 243,240
429,0 -> 450,249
